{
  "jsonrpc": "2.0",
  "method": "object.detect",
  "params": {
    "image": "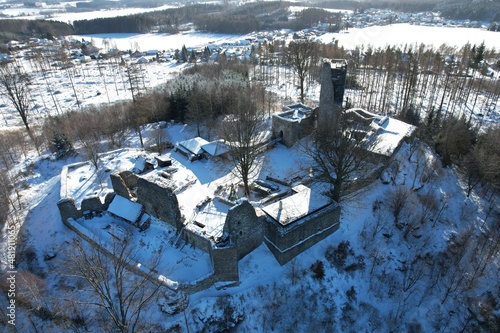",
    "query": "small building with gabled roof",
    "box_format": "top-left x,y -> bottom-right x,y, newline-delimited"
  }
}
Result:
174,137 -> 209,161
107,194 -> 150,230
200,140 -> 230,158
